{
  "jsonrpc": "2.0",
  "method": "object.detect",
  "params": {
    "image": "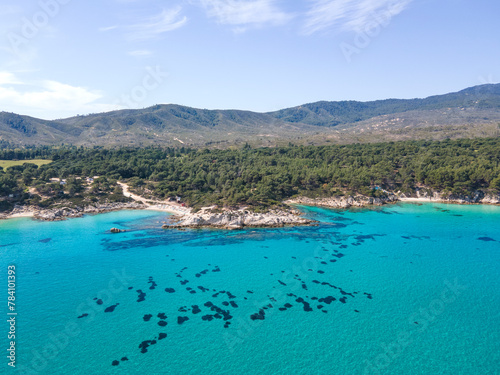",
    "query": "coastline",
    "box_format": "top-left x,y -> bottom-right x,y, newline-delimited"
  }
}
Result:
1,188 -> 498,226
